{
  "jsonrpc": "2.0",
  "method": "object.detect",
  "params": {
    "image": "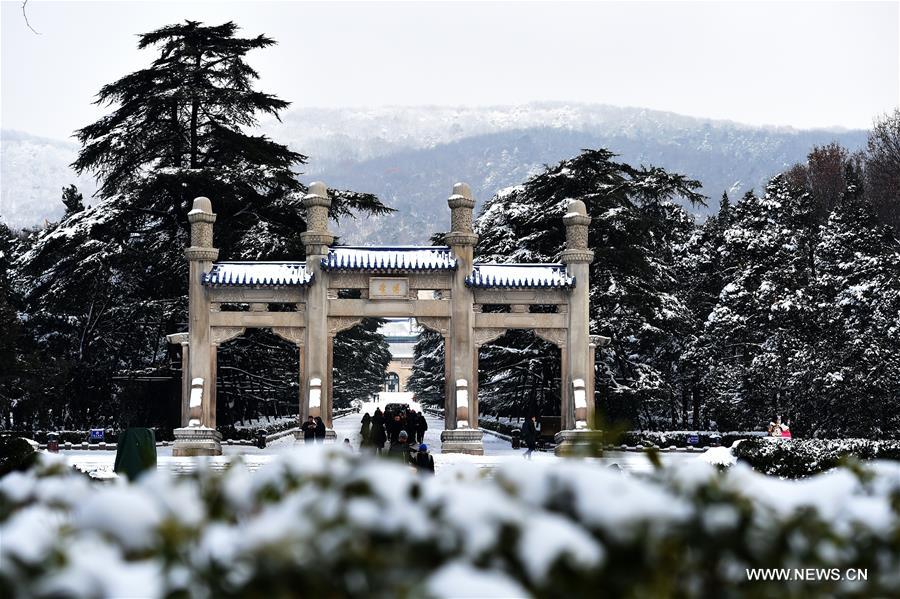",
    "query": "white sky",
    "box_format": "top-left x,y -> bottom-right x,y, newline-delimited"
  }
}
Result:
2,0 -> 898,140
